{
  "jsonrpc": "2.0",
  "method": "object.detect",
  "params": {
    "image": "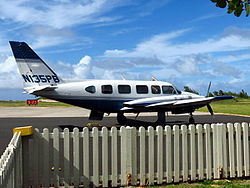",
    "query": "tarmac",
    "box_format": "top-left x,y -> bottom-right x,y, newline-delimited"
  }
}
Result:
0,107 -> 208,117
